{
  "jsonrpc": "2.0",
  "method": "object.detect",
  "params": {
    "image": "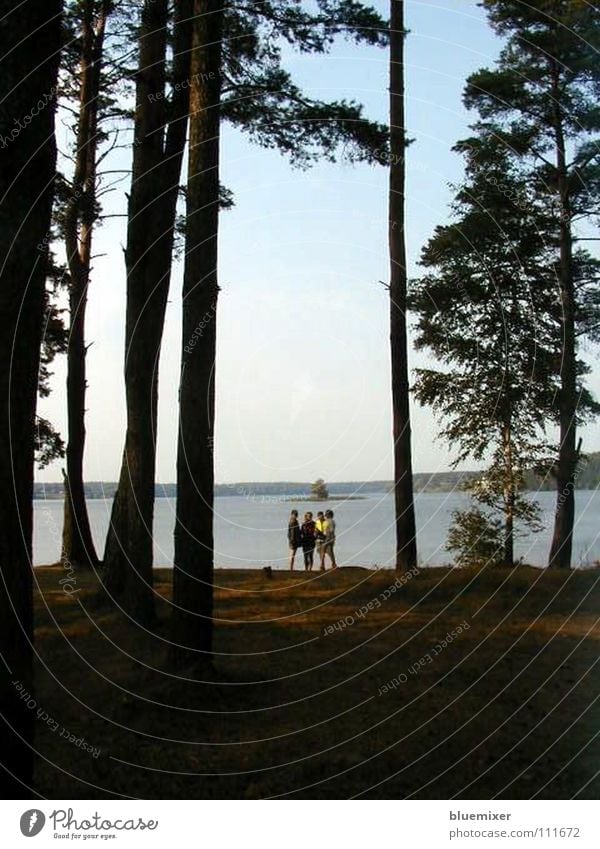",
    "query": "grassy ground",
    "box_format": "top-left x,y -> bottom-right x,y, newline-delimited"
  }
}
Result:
31,564 -> 600,799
